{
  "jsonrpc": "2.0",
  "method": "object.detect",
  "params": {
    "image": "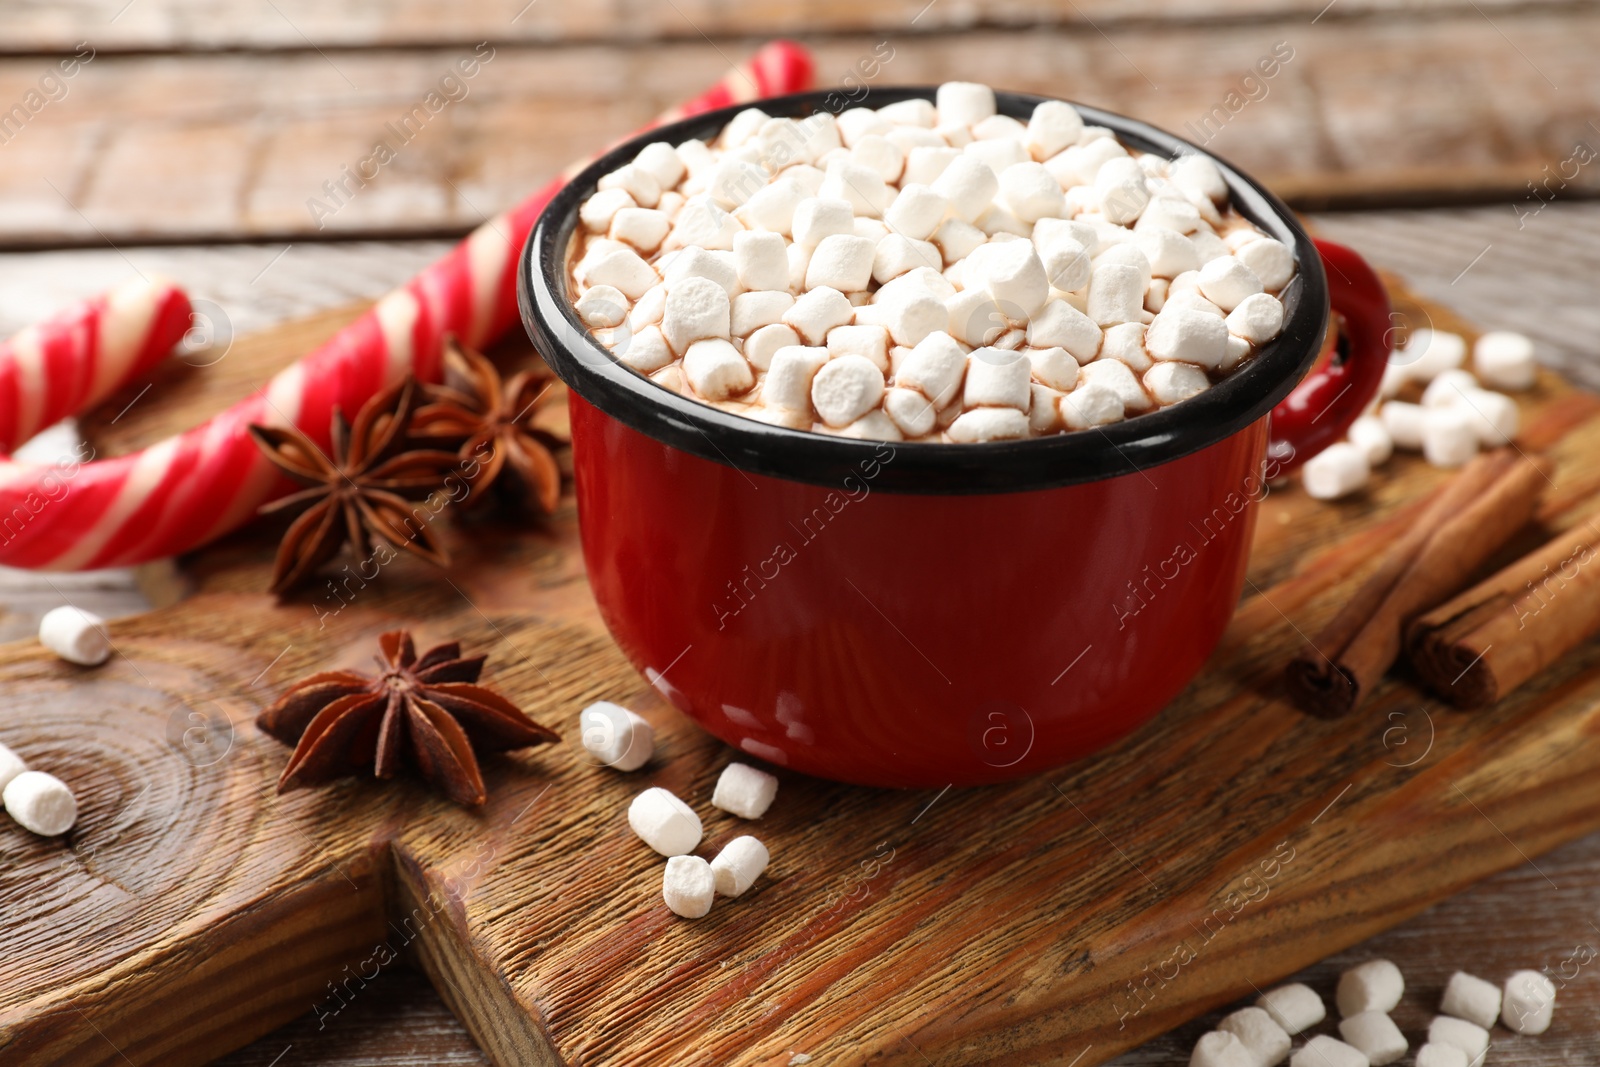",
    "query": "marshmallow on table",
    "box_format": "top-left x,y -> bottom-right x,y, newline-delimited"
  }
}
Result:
1380,401 -> 1426,450
711,834 -> 769,897
712,762 -> 779,820
0,741 -> 25,793
1453,389 -> 1519,446
1302,442 -> 1370,500
1421,406 -> 1480,468
579,701 -> 654,771
1189,1030 -> 1254,1067
3,770 -> 77,836
628,787 -> 702,856
662,855 -> 715,918
1399,329 -> 1467,383
1427,1016 -> 1489,1062
811,355 -> 885,427
1421,369 -> 1478,407
40,606 -> 113,666
1347,415 -> 1393,467
1415,1044 -> 1469,1067
1474,330 -> 1537,390
1502,969 -> 1556,1034
1256,983 -> 1326,1036
1289,1036 -> 1368,1067
1337,959 -> 1405,1017
1339,1011 -> 1407,1066
1217,1006 -> 1290,1066
1439,970 -> 1501,1030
